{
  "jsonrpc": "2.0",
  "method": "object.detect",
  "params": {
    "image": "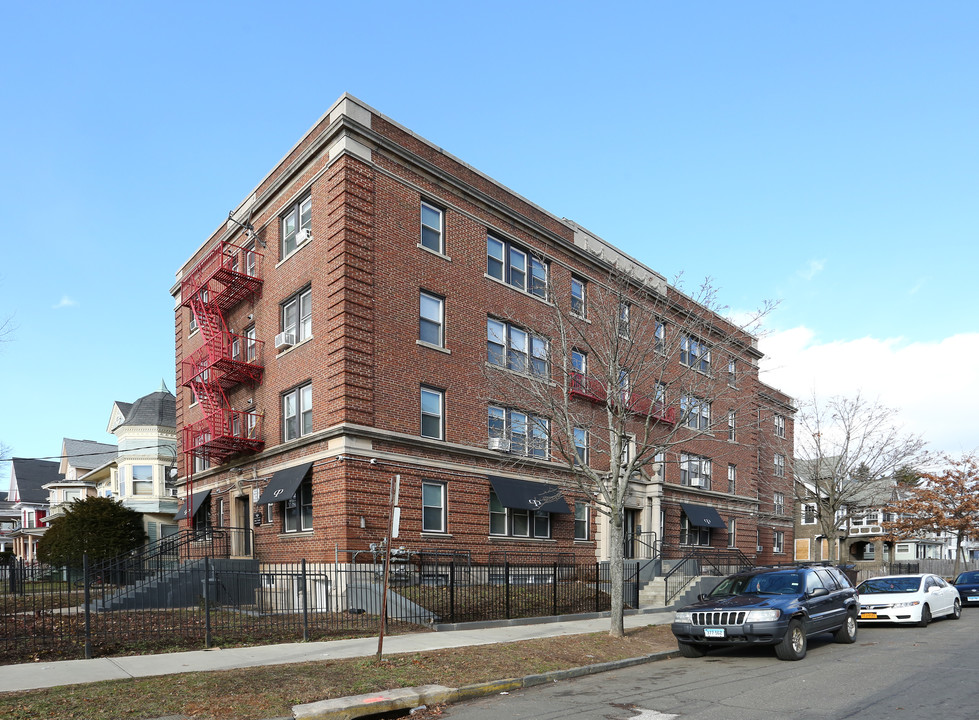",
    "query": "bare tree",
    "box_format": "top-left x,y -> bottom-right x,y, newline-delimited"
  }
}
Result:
793,393 -> 930,563
885,454 -> 979,577
484,266 -> 773,637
